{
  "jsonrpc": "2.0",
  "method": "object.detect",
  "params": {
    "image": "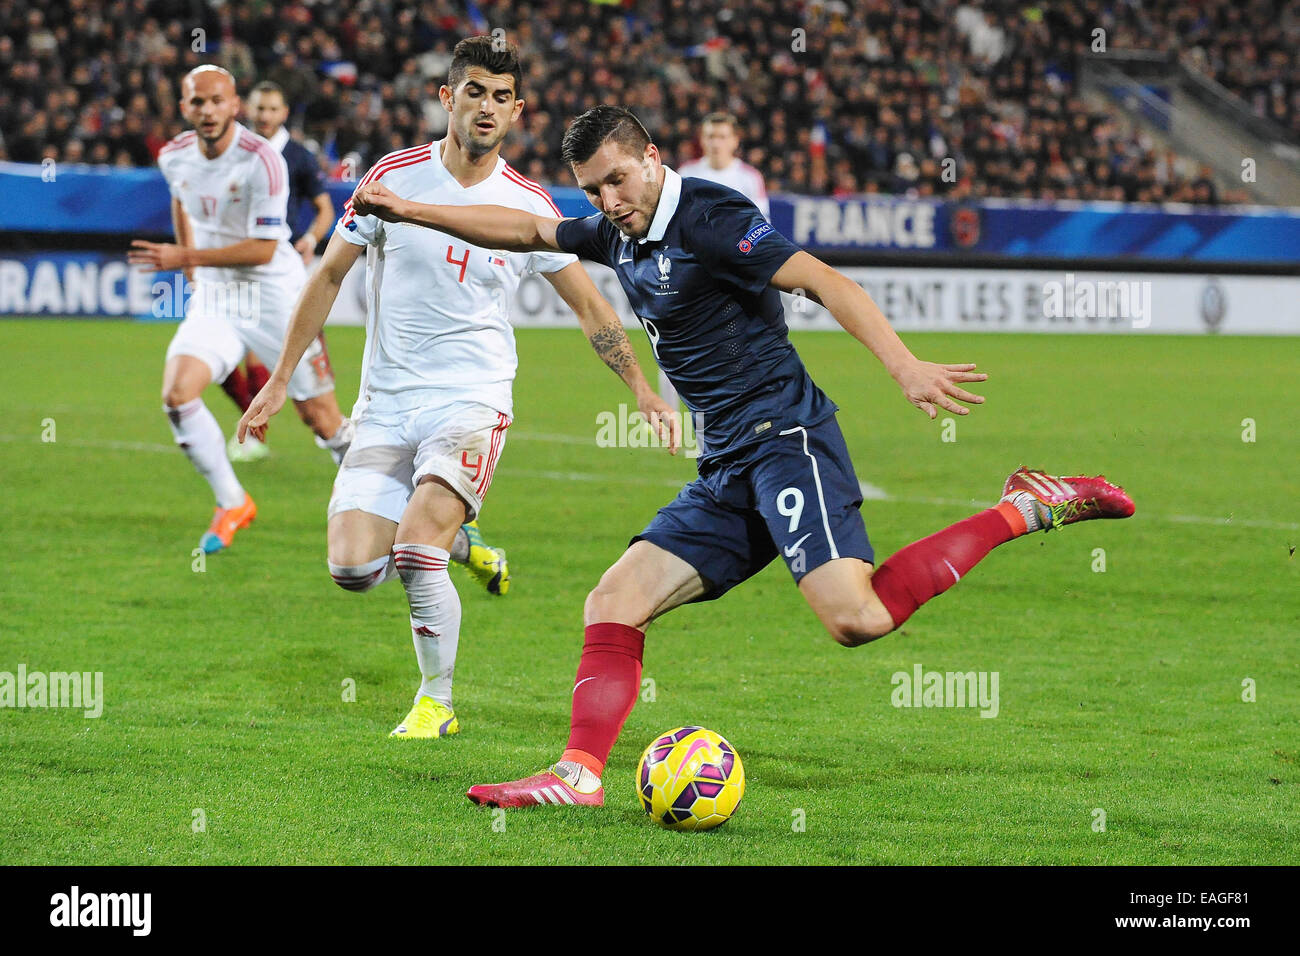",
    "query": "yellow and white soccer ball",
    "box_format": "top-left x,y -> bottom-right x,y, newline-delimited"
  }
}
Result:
636,726 -> 745,831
